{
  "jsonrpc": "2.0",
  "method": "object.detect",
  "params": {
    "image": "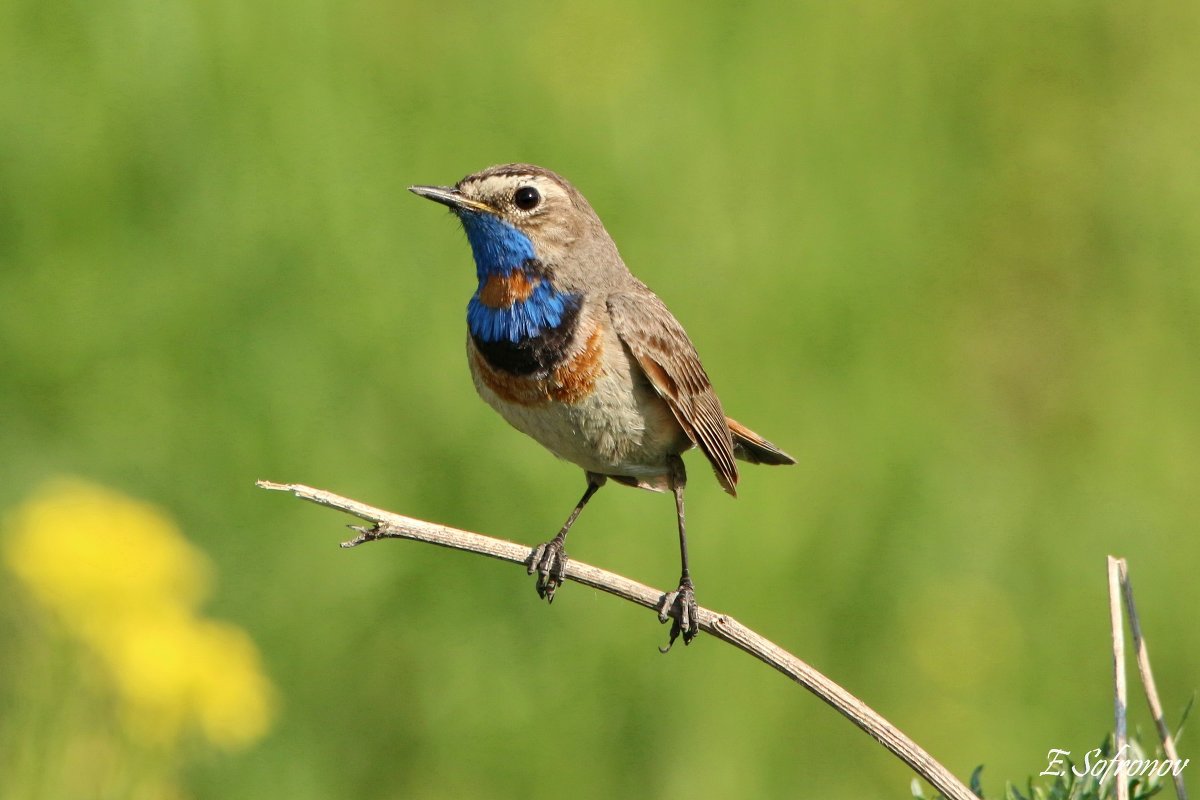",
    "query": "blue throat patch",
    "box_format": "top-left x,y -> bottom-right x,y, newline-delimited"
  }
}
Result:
460,212 -> 580,344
